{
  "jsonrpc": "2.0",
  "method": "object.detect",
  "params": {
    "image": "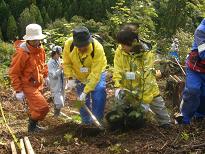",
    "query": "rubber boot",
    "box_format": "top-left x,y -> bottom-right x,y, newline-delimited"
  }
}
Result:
54,107 -> 61,117
28,119 -> 45,133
